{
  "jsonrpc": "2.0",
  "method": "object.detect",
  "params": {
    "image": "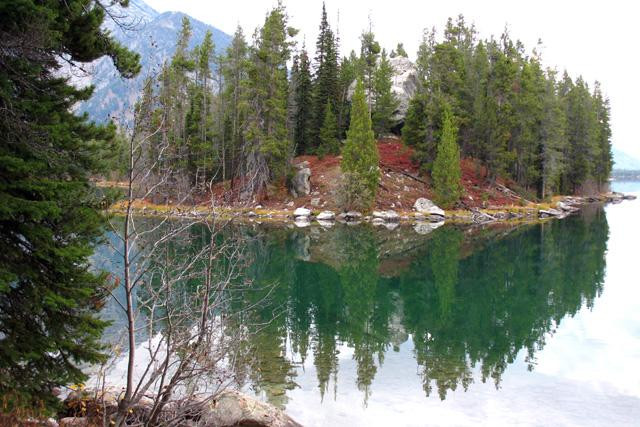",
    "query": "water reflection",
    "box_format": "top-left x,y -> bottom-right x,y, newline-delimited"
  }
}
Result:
98,207 -> 609,409
220,207 -> 608,406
